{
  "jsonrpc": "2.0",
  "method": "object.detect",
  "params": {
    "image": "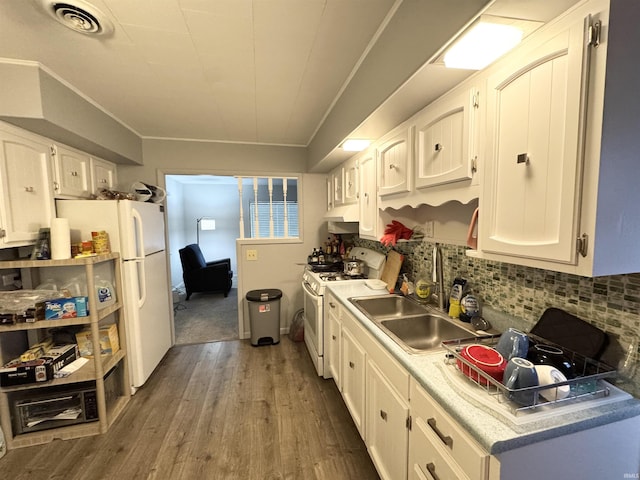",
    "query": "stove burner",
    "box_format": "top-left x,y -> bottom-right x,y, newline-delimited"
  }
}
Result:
319,272 -> 367,281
